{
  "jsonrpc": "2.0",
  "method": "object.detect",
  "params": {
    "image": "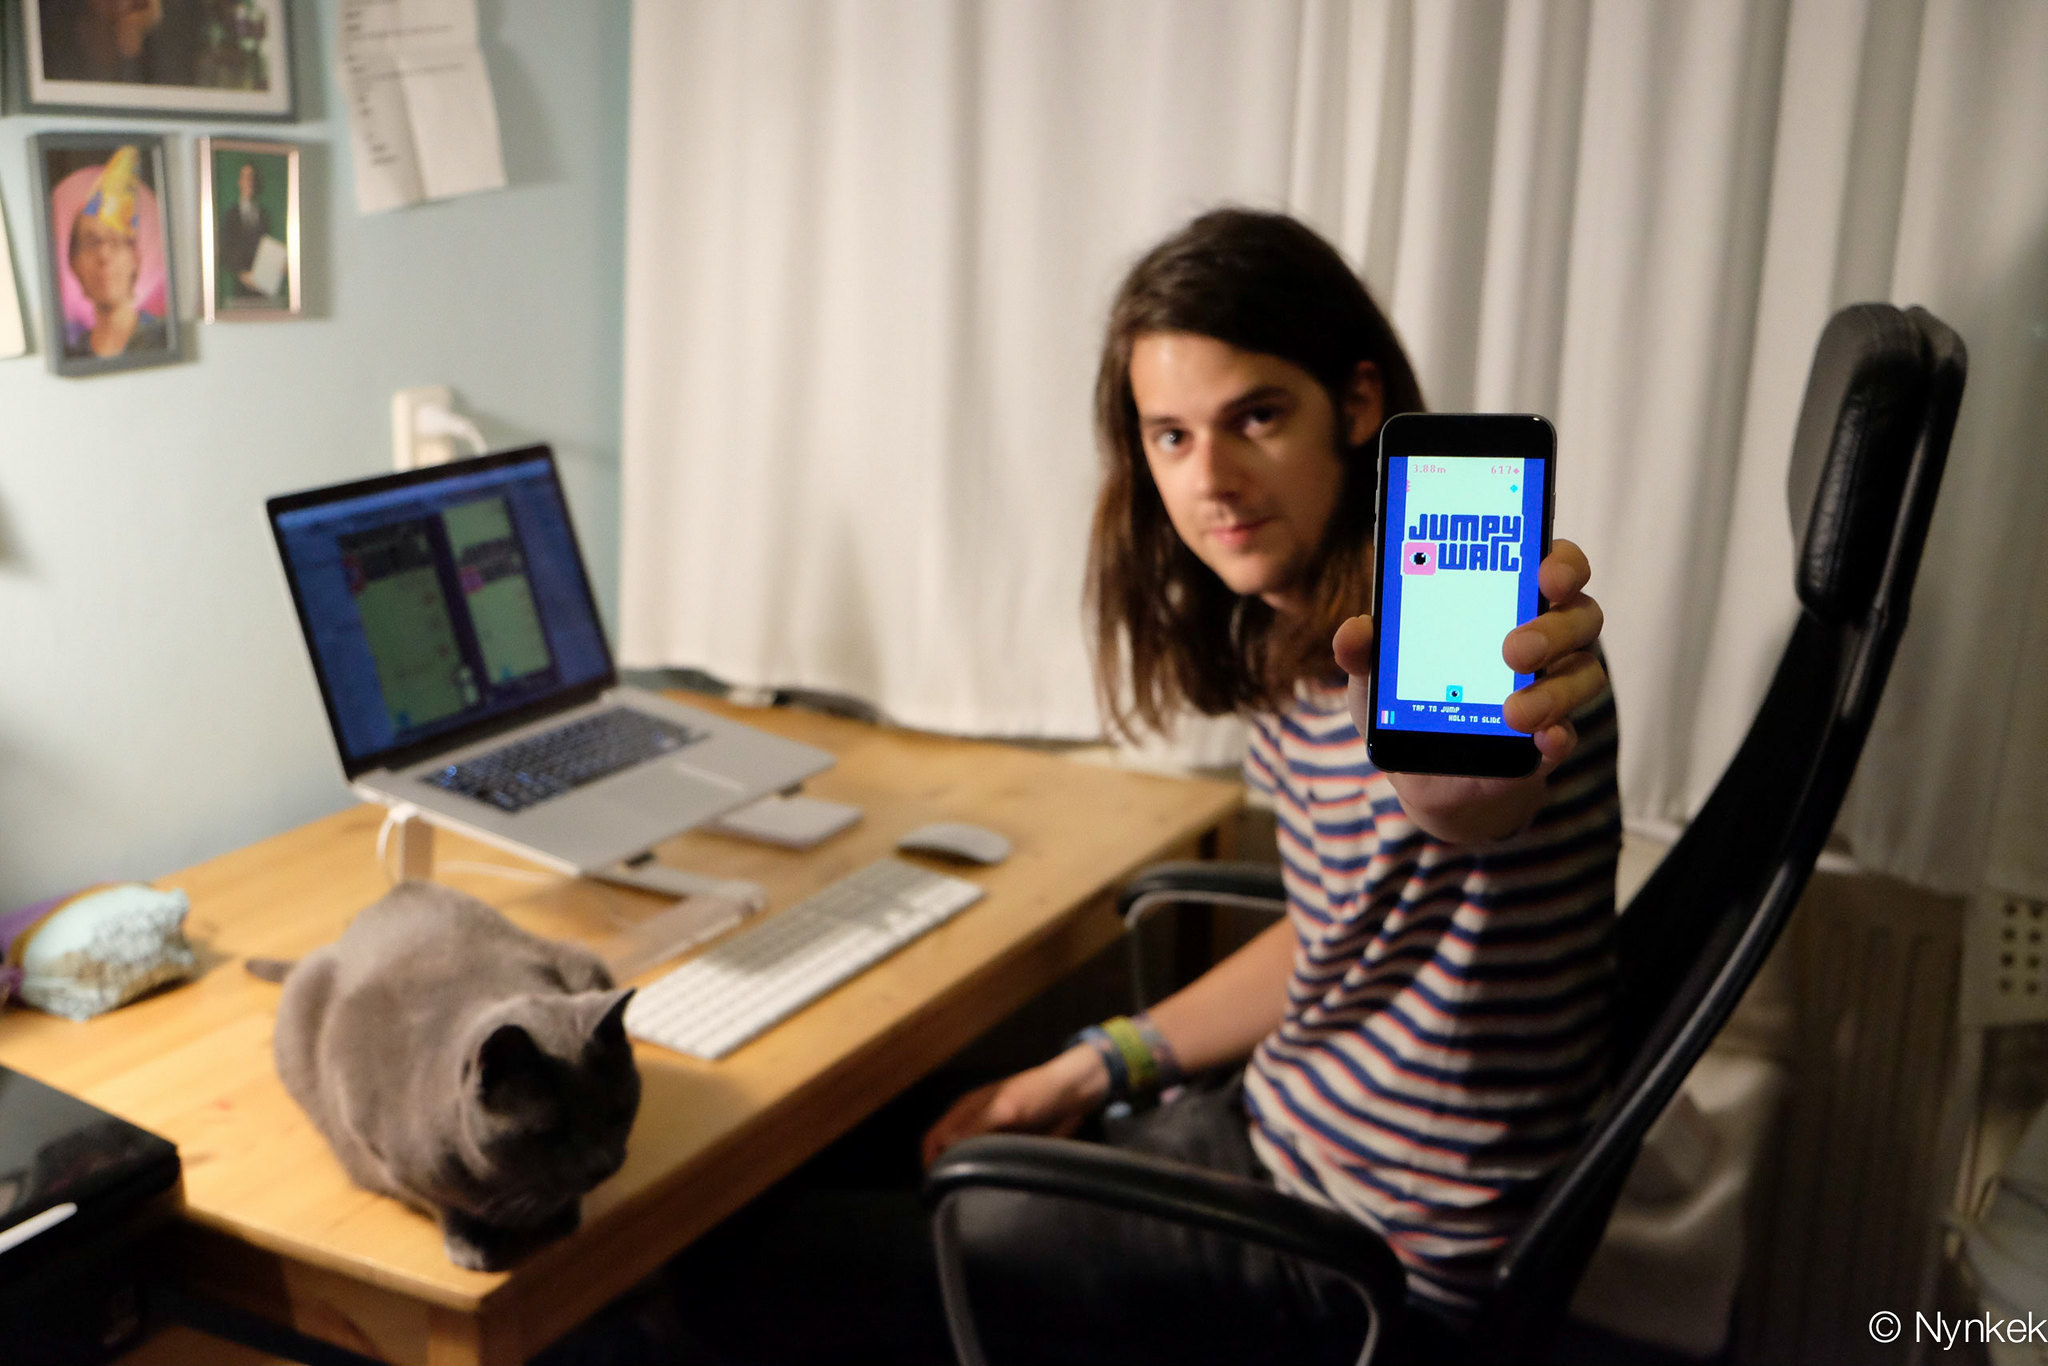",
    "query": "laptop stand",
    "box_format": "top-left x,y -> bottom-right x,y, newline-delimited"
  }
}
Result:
383,809 -> 770,980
